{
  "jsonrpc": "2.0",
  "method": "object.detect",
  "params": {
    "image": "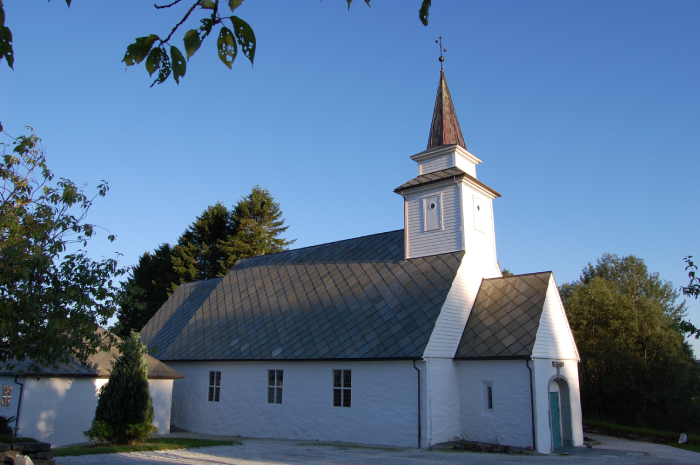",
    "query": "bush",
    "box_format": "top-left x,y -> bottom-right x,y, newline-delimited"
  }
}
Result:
90,332 -> 156,445
83,420 -> 113,444
0,416 -> 15,436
